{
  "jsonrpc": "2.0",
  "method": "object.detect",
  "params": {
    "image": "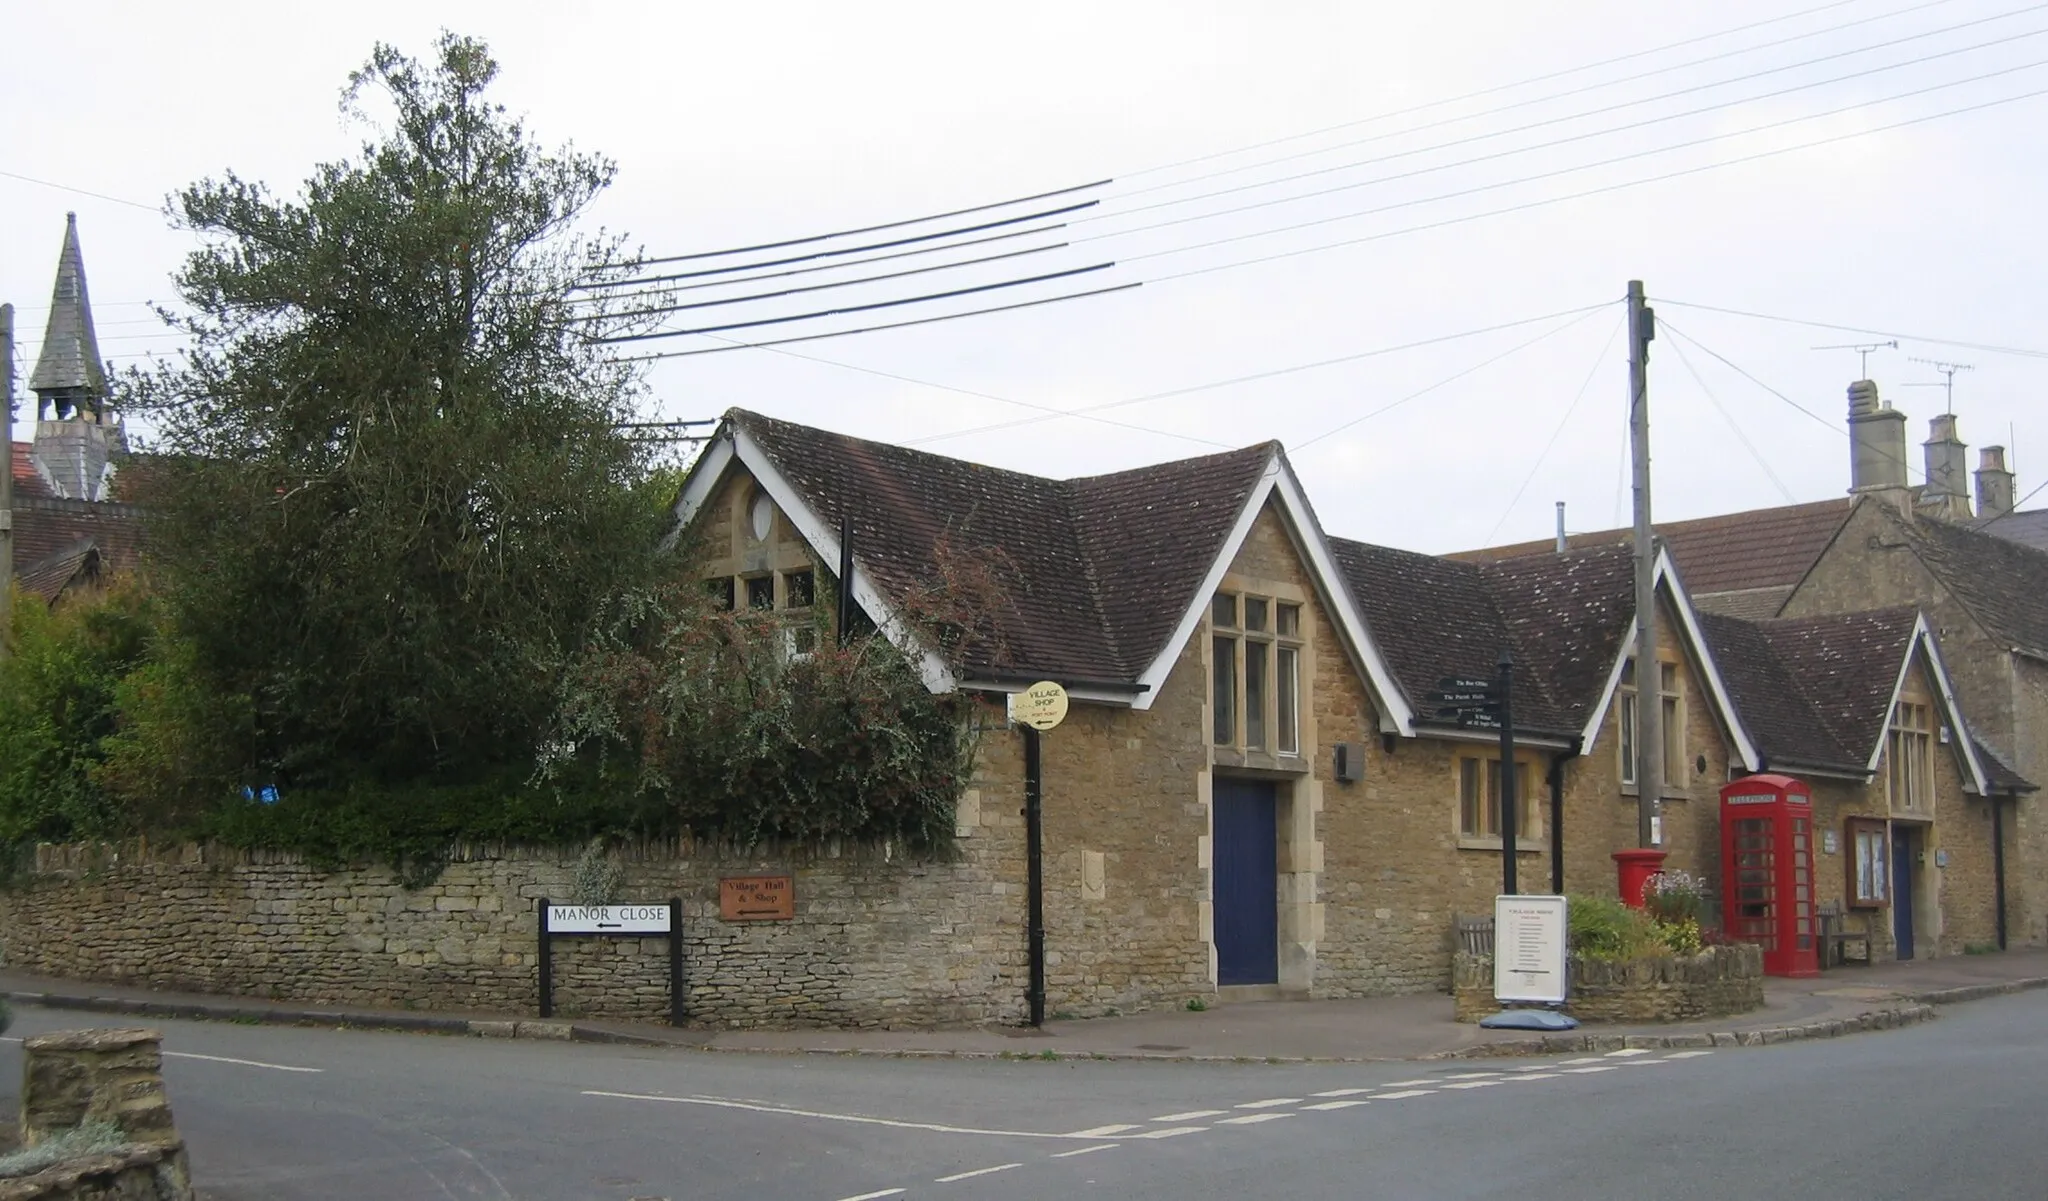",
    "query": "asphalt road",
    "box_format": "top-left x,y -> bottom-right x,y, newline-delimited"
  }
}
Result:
3,991 -> 2044,1200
